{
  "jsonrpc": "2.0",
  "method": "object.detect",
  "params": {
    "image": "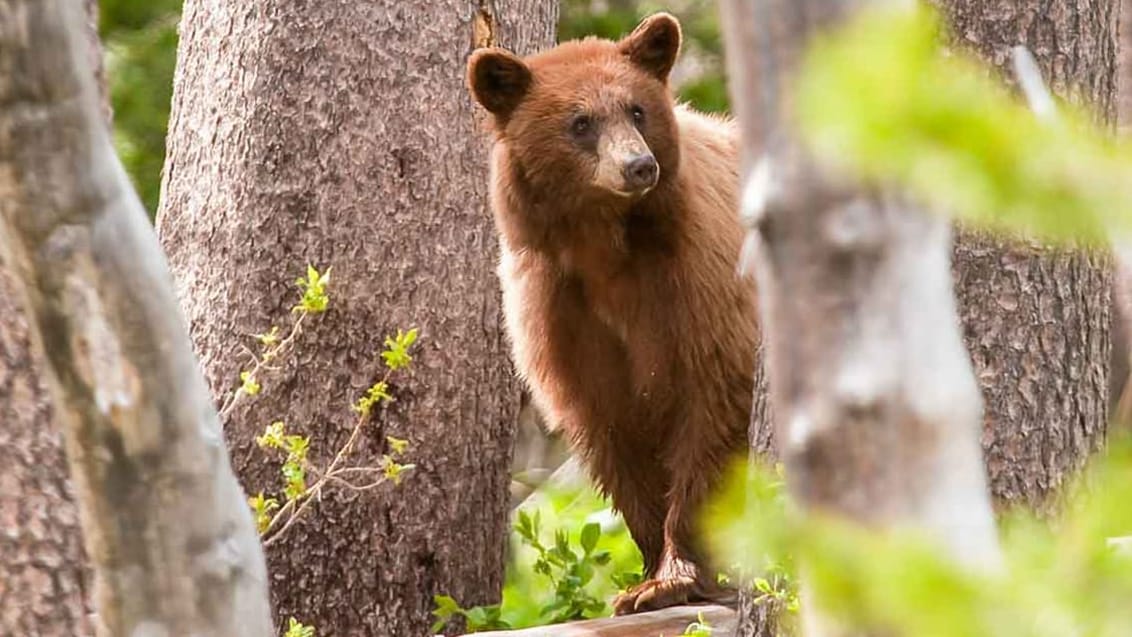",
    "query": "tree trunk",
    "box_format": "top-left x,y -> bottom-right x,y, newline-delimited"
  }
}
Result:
0,270 -> 90,636
720,1 -> 1001,635
1120,0 -> 1132,134
936,0 -> 1116,514
1109,0 -> 1132,433
157,1 -> 556,634
0,1 -> 109,633
0,0 -> 272,635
